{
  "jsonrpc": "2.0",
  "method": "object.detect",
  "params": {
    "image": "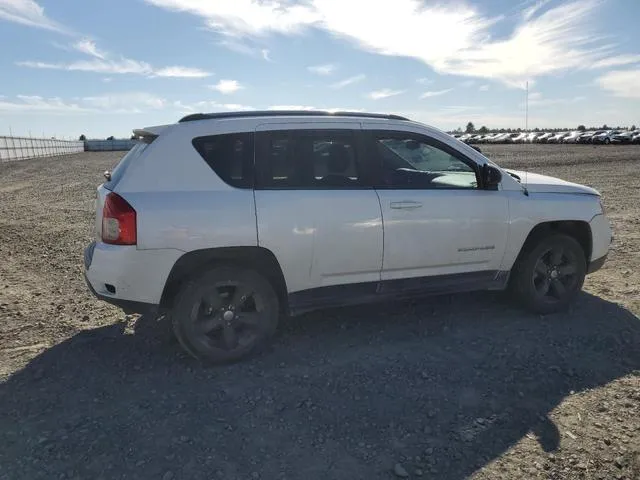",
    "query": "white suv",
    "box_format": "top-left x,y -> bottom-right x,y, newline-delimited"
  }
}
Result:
84,110 -> 612,363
